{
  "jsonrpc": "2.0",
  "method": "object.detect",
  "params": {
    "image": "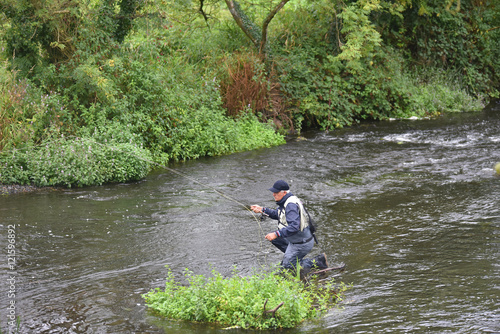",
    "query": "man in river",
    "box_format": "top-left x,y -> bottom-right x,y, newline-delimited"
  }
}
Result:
251,180 -> 328,272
